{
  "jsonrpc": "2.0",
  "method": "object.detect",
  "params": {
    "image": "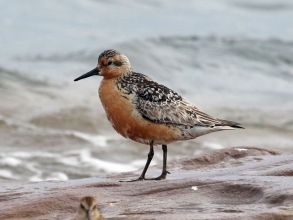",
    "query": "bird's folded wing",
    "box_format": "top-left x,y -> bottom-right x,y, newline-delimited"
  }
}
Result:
134,83 -> 221,127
